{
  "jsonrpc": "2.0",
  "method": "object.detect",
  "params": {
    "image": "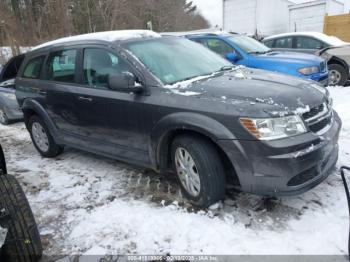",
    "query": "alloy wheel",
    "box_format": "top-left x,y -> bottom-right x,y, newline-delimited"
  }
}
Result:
32,122 -> 49,152
175,147 -> 201,197
329,69 -> 342,86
